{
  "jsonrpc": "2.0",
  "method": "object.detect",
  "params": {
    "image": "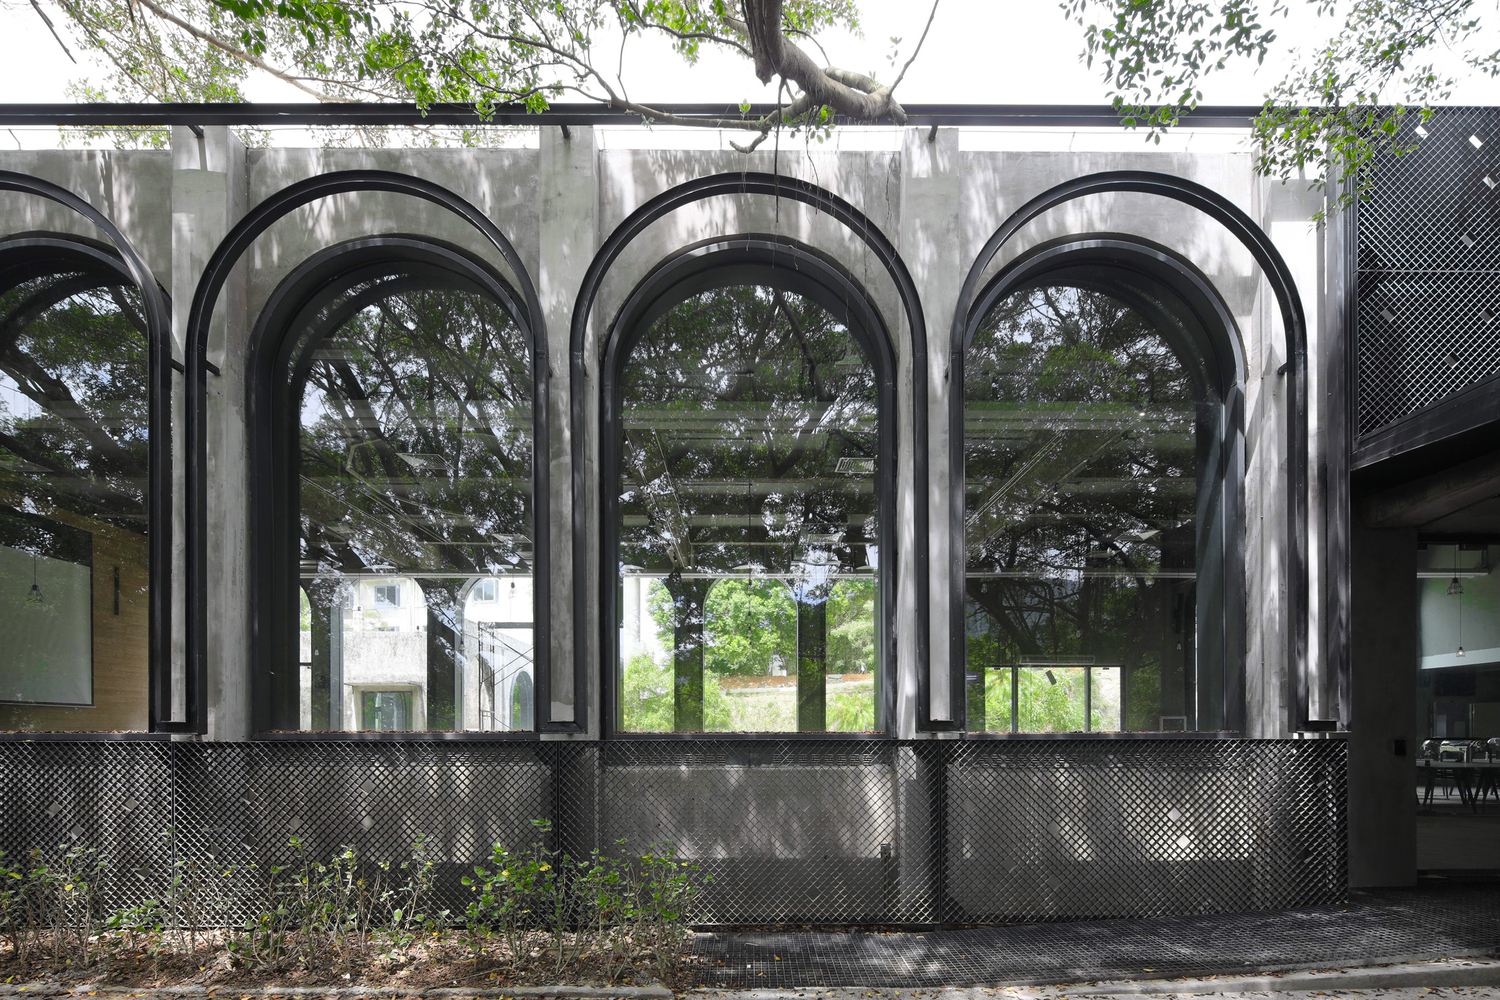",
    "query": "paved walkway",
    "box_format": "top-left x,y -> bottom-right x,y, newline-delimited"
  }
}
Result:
692,880 -> 1500,989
